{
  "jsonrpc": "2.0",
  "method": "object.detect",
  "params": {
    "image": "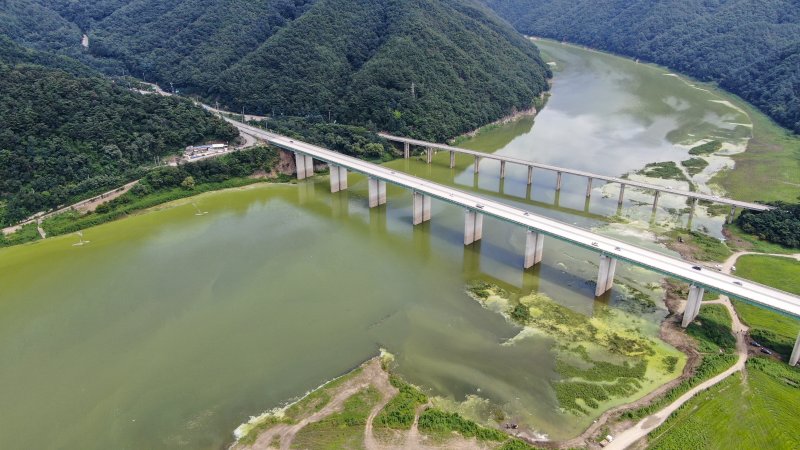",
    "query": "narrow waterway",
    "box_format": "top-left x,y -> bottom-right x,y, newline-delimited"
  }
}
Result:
0,42 -> 753,449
